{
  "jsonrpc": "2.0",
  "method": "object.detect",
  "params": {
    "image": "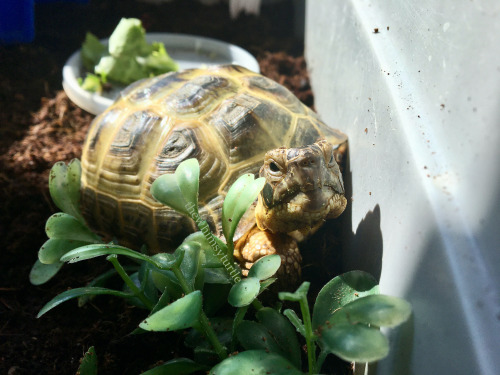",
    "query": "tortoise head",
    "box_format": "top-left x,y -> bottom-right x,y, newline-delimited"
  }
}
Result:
255,139 -> 347,233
